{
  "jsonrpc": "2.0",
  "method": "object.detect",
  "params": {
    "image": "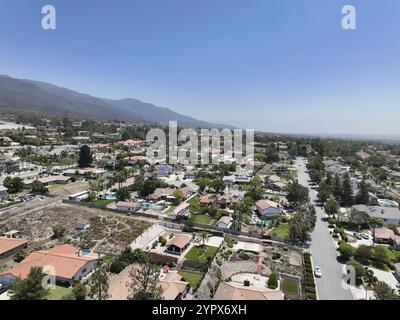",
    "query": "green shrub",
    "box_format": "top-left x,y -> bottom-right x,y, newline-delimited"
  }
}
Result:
307,293 -> 316,300
272,253 -> 282,260
306,286 -> 316,294
338,243 -> 356,260
110,259 -> 124,274
268,272 -> 279,289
